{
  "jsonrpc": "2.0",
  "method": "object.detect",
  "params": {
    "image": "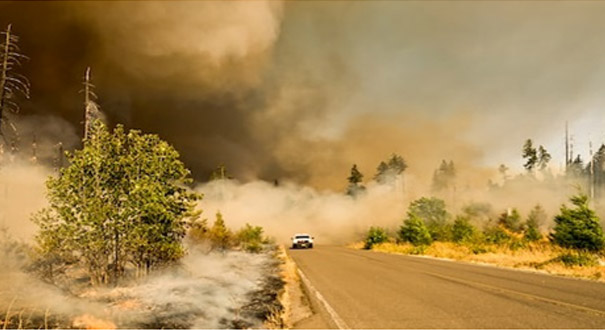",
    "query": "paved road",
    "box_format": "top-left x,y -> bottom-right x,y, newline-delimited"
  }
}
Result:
288,246 -> 605,329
